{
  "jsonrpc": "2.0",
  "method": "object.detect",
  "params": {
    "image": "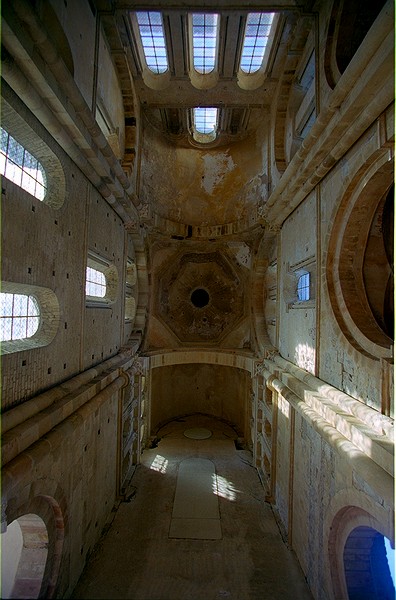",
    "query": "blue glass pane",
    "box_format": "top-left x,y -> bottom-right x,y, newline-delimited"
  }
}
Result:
297,273 -> 310,301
